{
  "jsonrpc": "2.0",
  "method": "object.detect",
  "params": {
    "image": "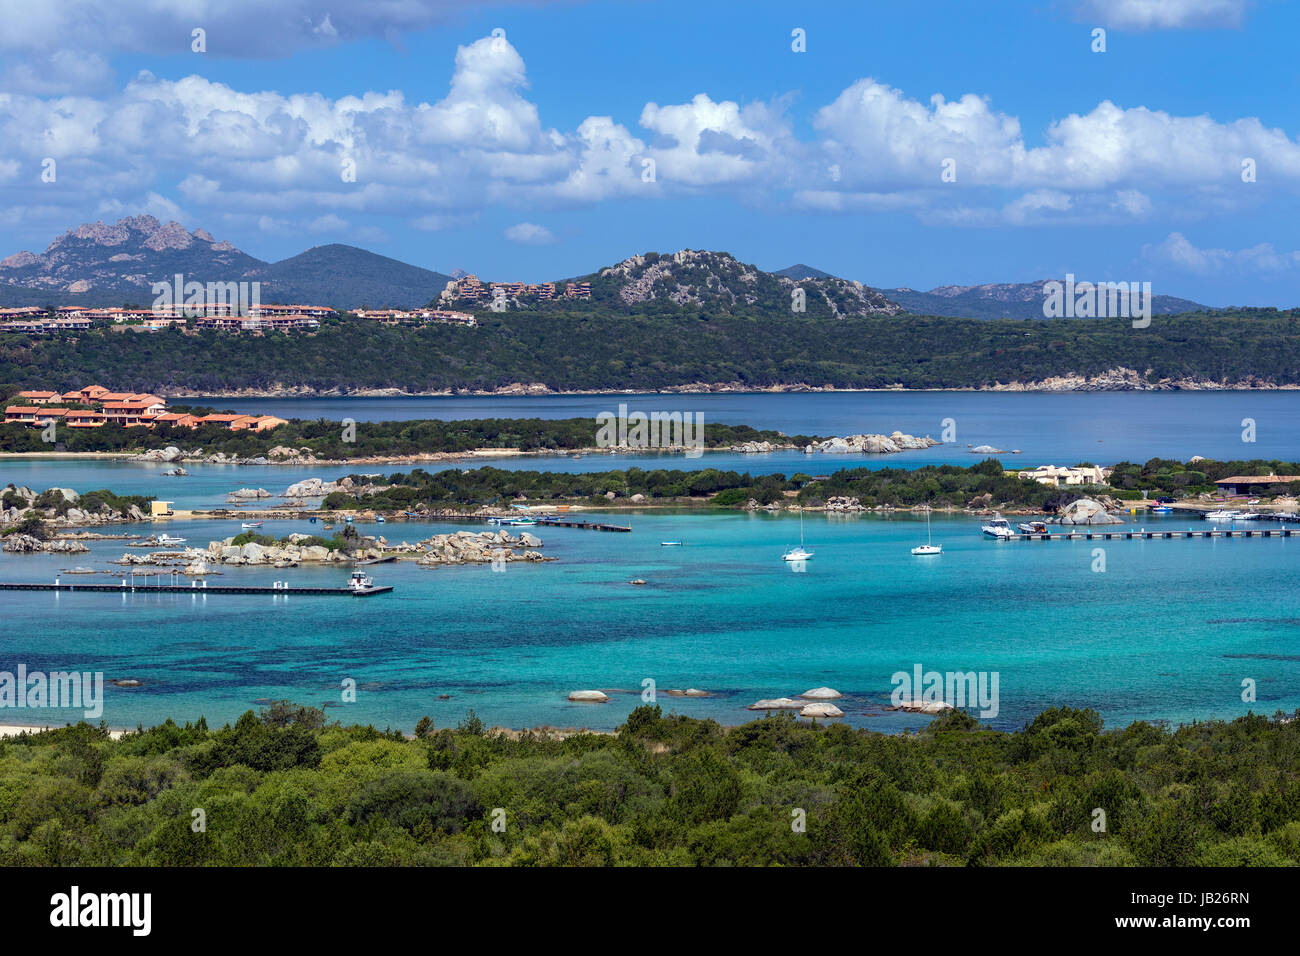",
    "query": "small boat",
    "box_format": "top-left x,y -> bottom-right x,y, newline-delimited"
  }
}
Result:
1237,512 -> 1262,521
241,521 -> 263,529
156,534 -> 187,547
347,570 -> 376,593
323,523 -> 334,530
344,516 -> 354,523
981,516 -> 1015,539
912,507 -> 942,555
308,516 -> 317,523
1204,510 -> 1240,520
782,508 -> 814,561
1152,505 -> 1173,514
1017,521 -> 1048,534
403,511 -> 420,517
376,515 -> 386,523
660,541 -> 684,547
